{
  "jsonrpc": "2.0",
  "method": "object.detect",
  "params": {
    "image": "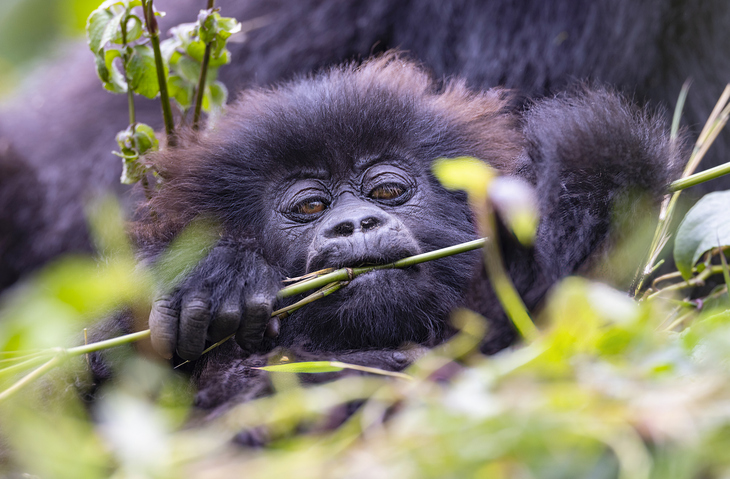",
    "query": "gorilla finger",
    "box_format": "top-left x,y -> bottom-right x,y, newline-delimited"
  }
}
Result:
178,293 -> 212,360
149,295 -> 178,360
265,316 -> 280,339
207,295 -> 242,343
235,293 -> 274,352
